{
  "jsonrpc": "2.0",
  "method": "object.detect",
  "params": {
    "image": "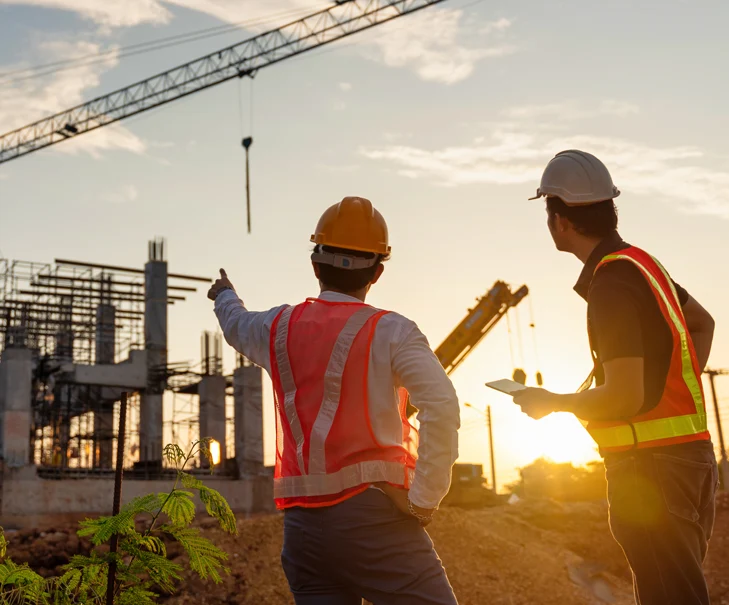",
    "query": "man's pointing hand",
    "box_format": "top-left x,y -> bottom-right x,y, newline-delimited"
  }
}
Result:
207,268 -> 235,301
